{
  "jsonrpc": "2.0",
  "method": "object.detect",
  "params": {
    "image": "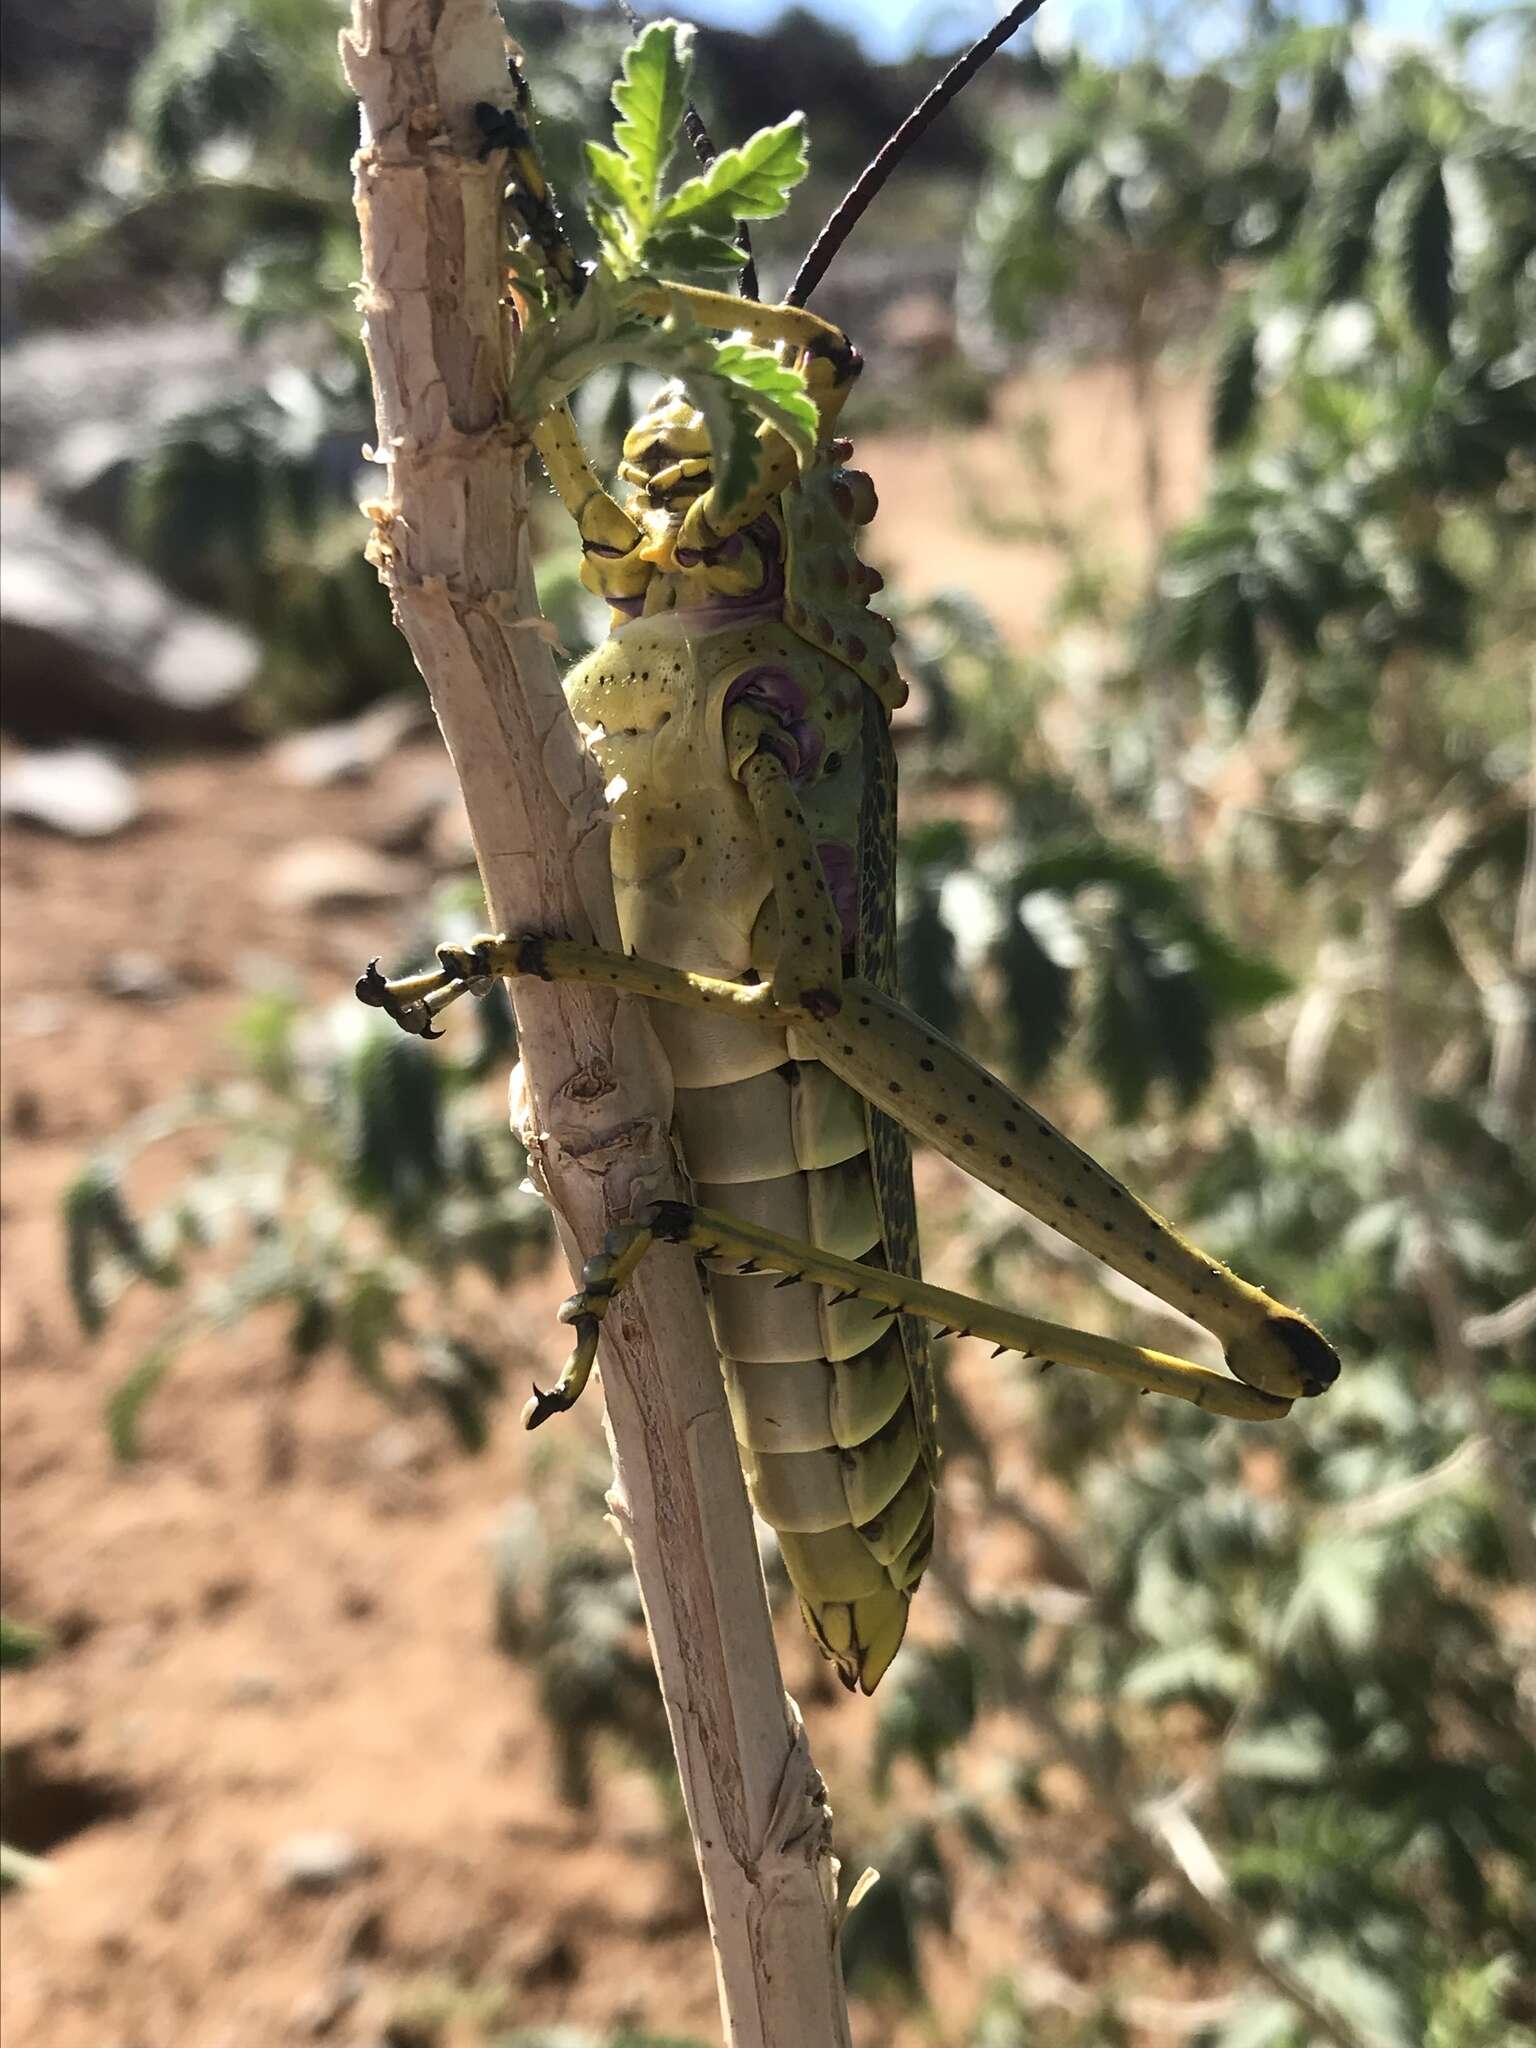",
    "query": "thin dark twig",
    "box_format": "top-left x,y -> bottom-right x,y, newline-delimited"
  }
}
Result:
788,0 -> 1048,308
613,0 -> 759,298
